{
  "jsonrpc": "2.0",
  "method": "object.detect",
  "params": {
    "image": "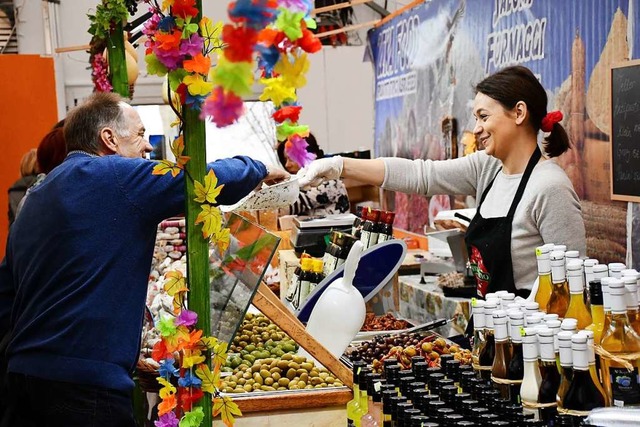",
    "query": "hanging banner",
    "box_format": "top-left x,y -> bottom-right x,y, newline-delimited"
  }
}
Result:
367,0 -> 640,265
